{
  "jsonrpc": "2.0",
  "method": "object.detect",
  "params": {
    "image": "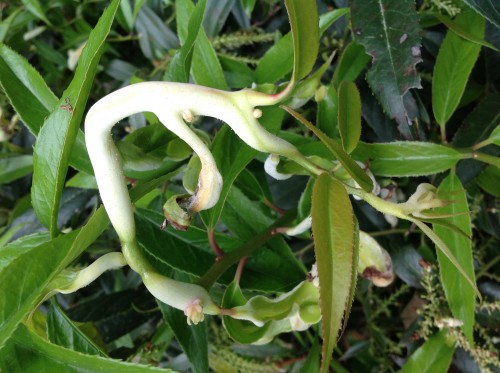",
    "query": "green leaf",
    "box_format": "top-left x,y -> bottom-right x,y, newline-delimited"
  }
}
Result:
452,93 -> 500,147
47,302 -> 105,356
338,81 -> 362,154
462,0 -> 500,29
401,330 -> 455,373
0,155 -> 33,184
317,84 -> 339,139
284,0 -> 319,83
174,0 -> 227,89
31,0 -> 119,236
166,0 -> 206,83
299,338 -> 321,373
0,325 -> 170,373
283,106 -> 373,192
256,3 -> 334,84
352,141 -> 463,176
432,10 -> 484,128
202,106 -> 283,229
434,175 -> 475,344
0,231 -> 78,349
0,43 -> 58,135
476,166 -> 500,197
21,0 -> 51,25
436,14 -> 498,51
488,125 -> 500,146
331,41 -> 371,88
158,272 -> 208,373
311,173 -> 356,373
0,207 -> 108,349
351,0 -> 422,138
